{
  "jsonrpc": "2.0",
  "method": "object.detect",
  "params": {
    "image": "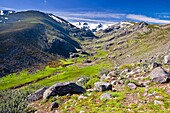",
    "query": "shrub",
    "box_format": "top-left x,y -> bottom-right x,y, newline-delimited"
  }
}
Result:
119,64 -> 134,70
0,85 -> 39,113
99,68 -> 110,76
85,77 -> 100,89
